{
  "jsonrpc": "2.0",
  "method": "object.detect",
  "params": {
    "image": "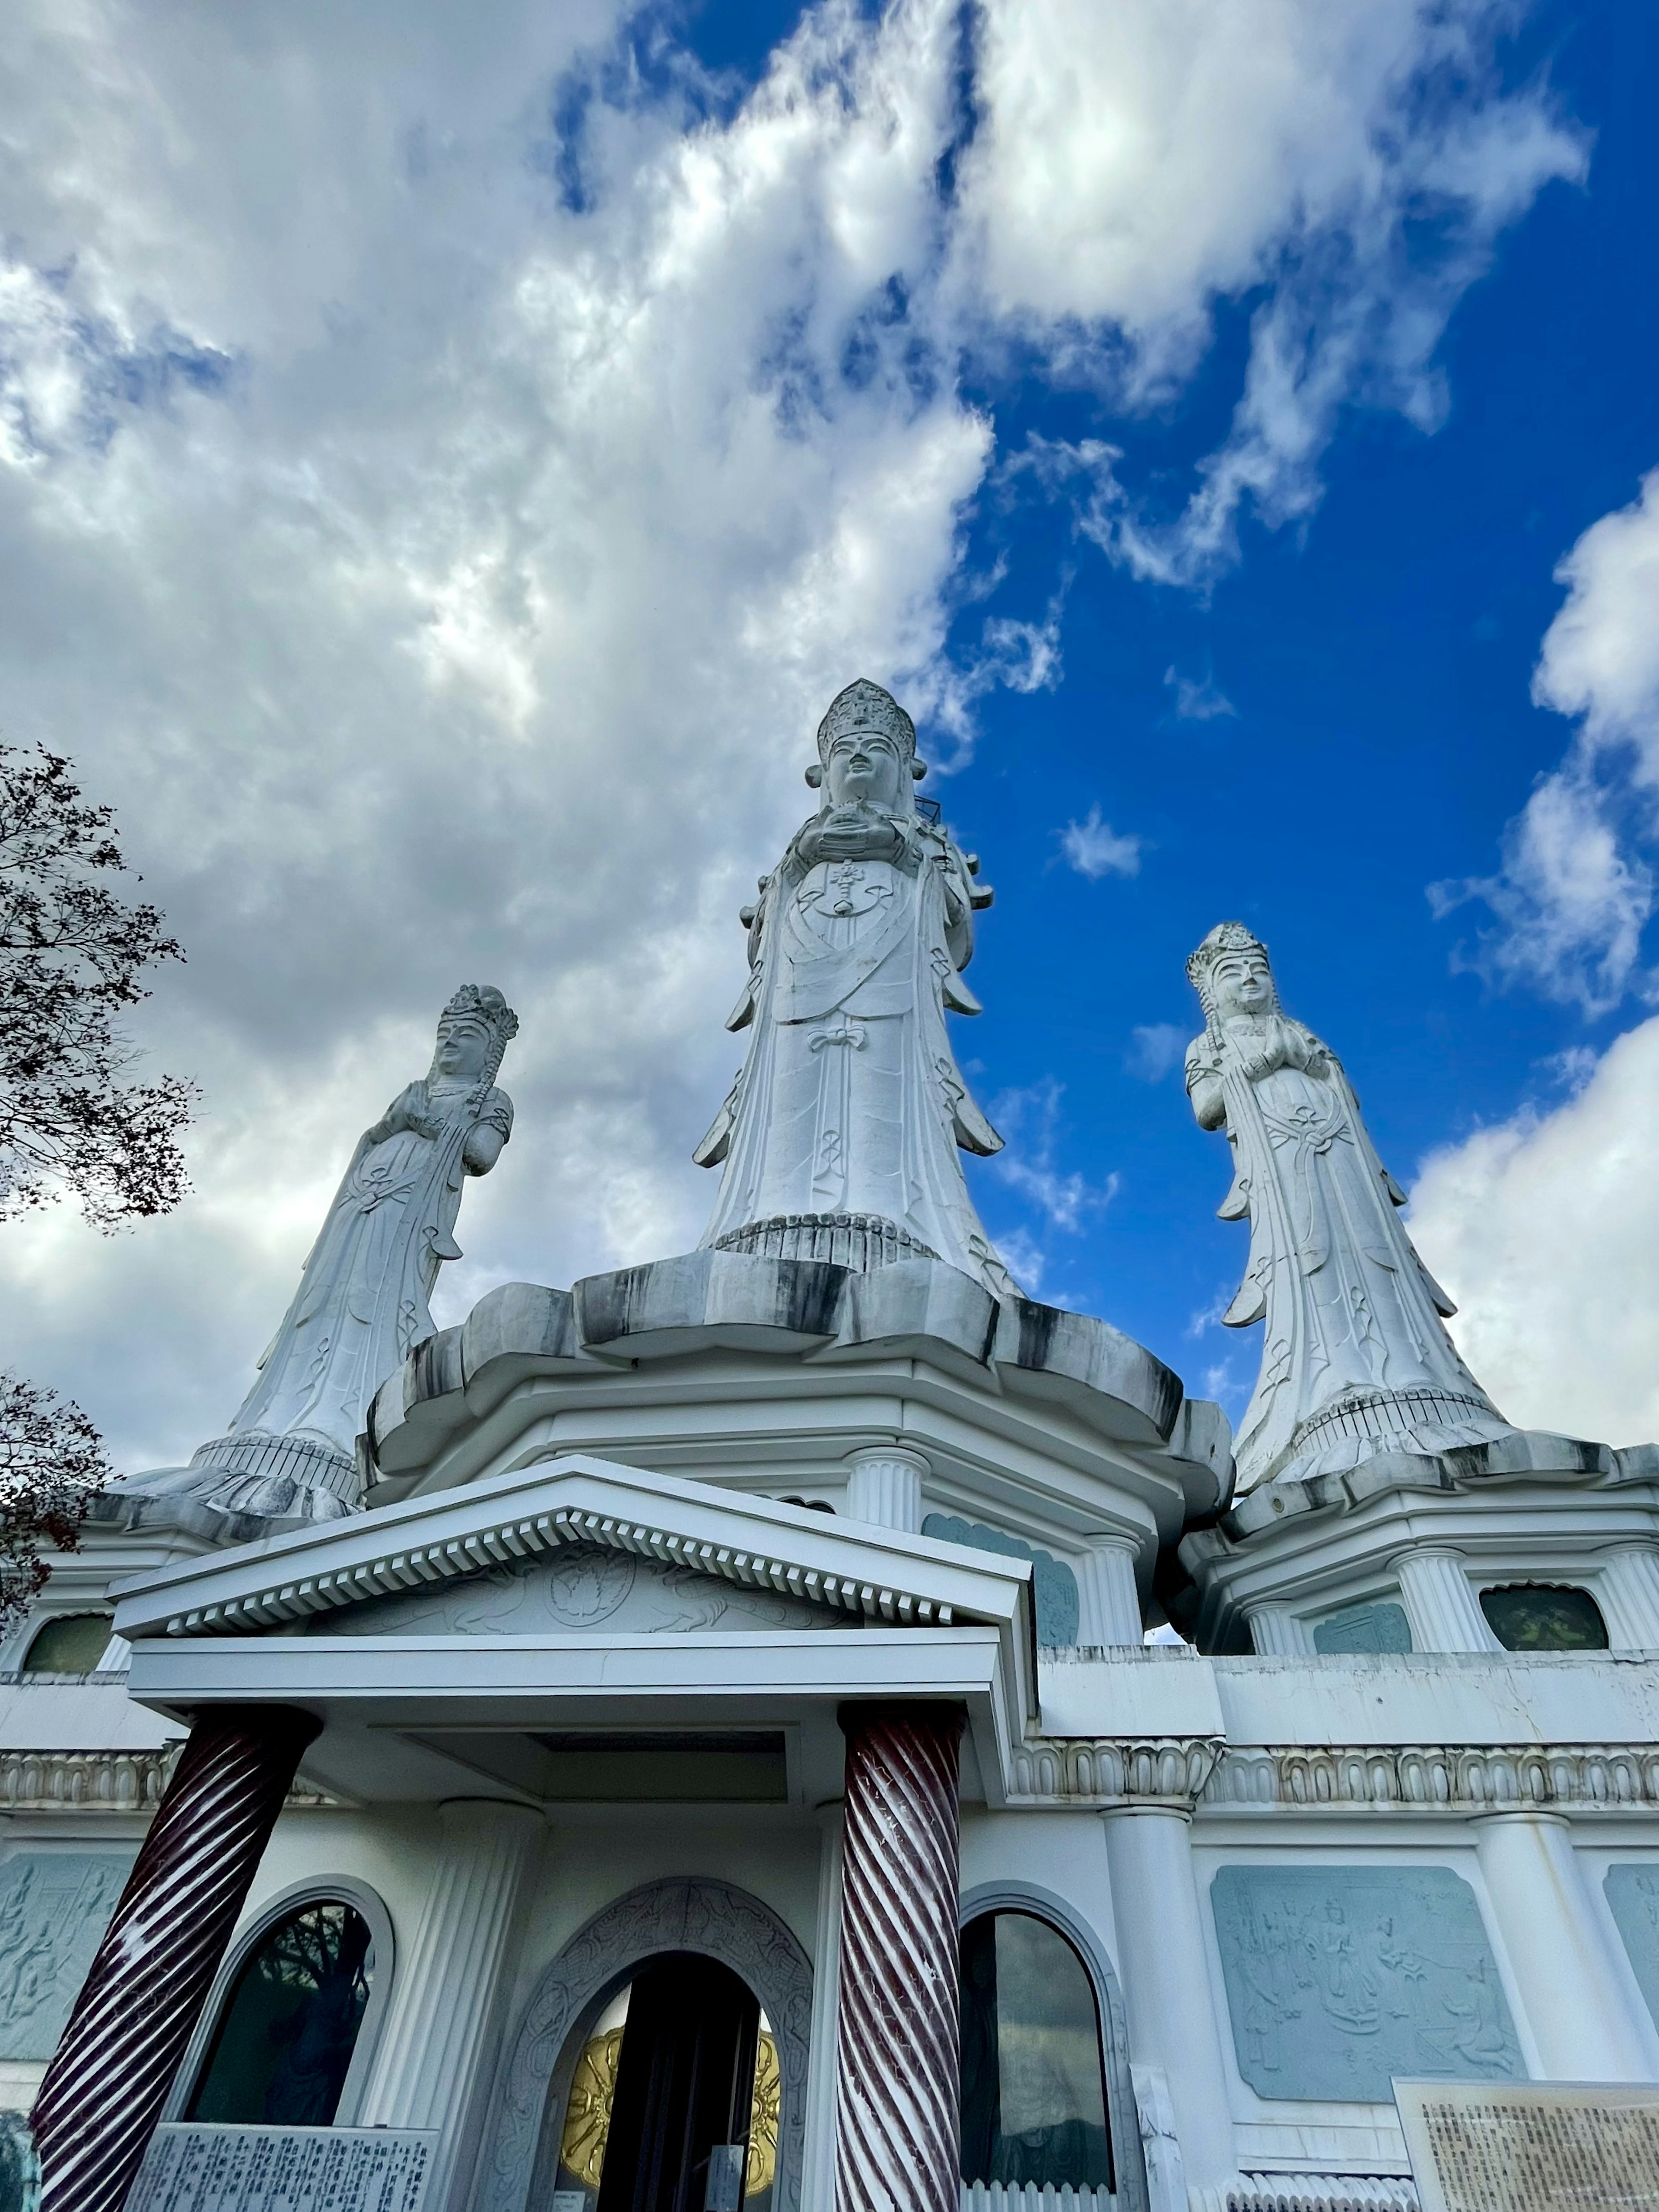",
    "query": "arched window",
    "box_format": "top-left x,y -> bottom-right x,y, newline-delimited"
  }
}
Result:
20,1613 -> 112,1675
959,1910 -> 1114,2196
1480,1583 -> 1608,1651
186,1899 -> 376,2127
